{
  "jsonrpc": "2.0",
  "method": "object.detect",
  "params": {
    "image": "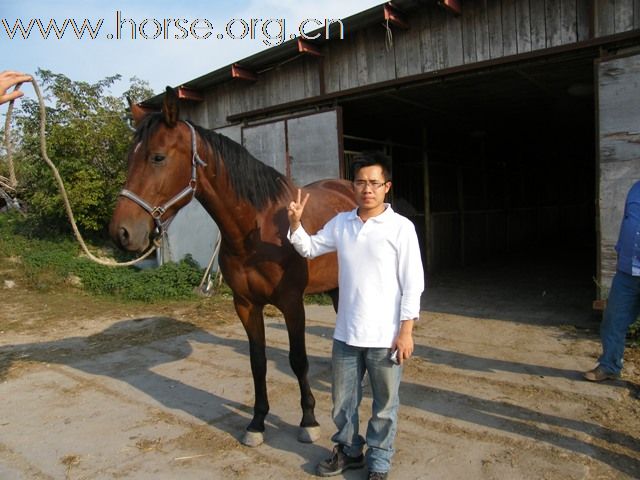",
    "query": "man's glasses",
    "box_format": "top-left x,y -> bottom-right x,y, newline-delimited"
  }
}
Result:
352,180 -> 388,190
